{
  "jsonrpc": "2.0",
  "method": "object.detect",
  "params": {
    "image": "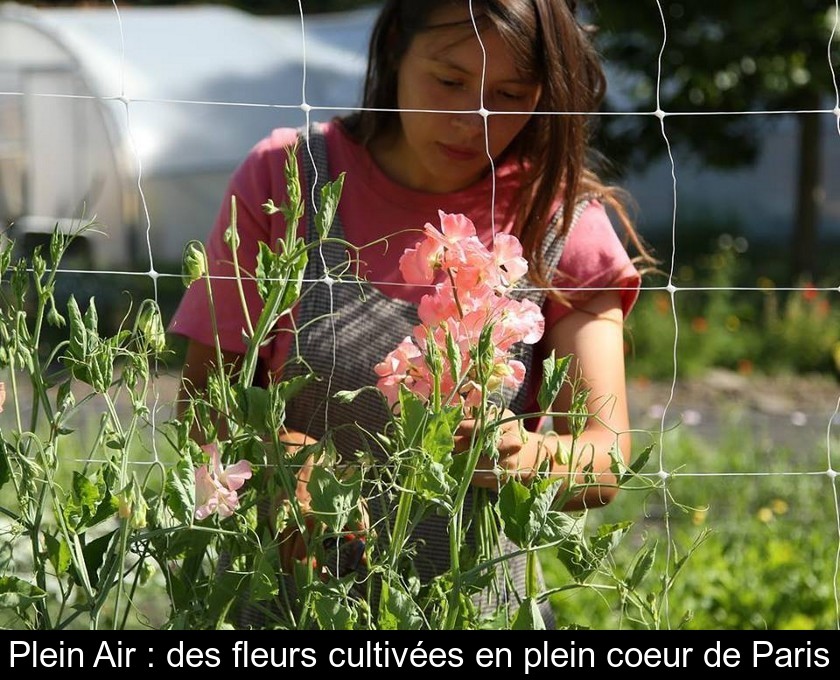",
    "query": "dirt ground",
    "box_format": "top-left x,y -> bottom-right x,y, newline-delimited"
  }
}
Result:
625,369 -> 840,450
